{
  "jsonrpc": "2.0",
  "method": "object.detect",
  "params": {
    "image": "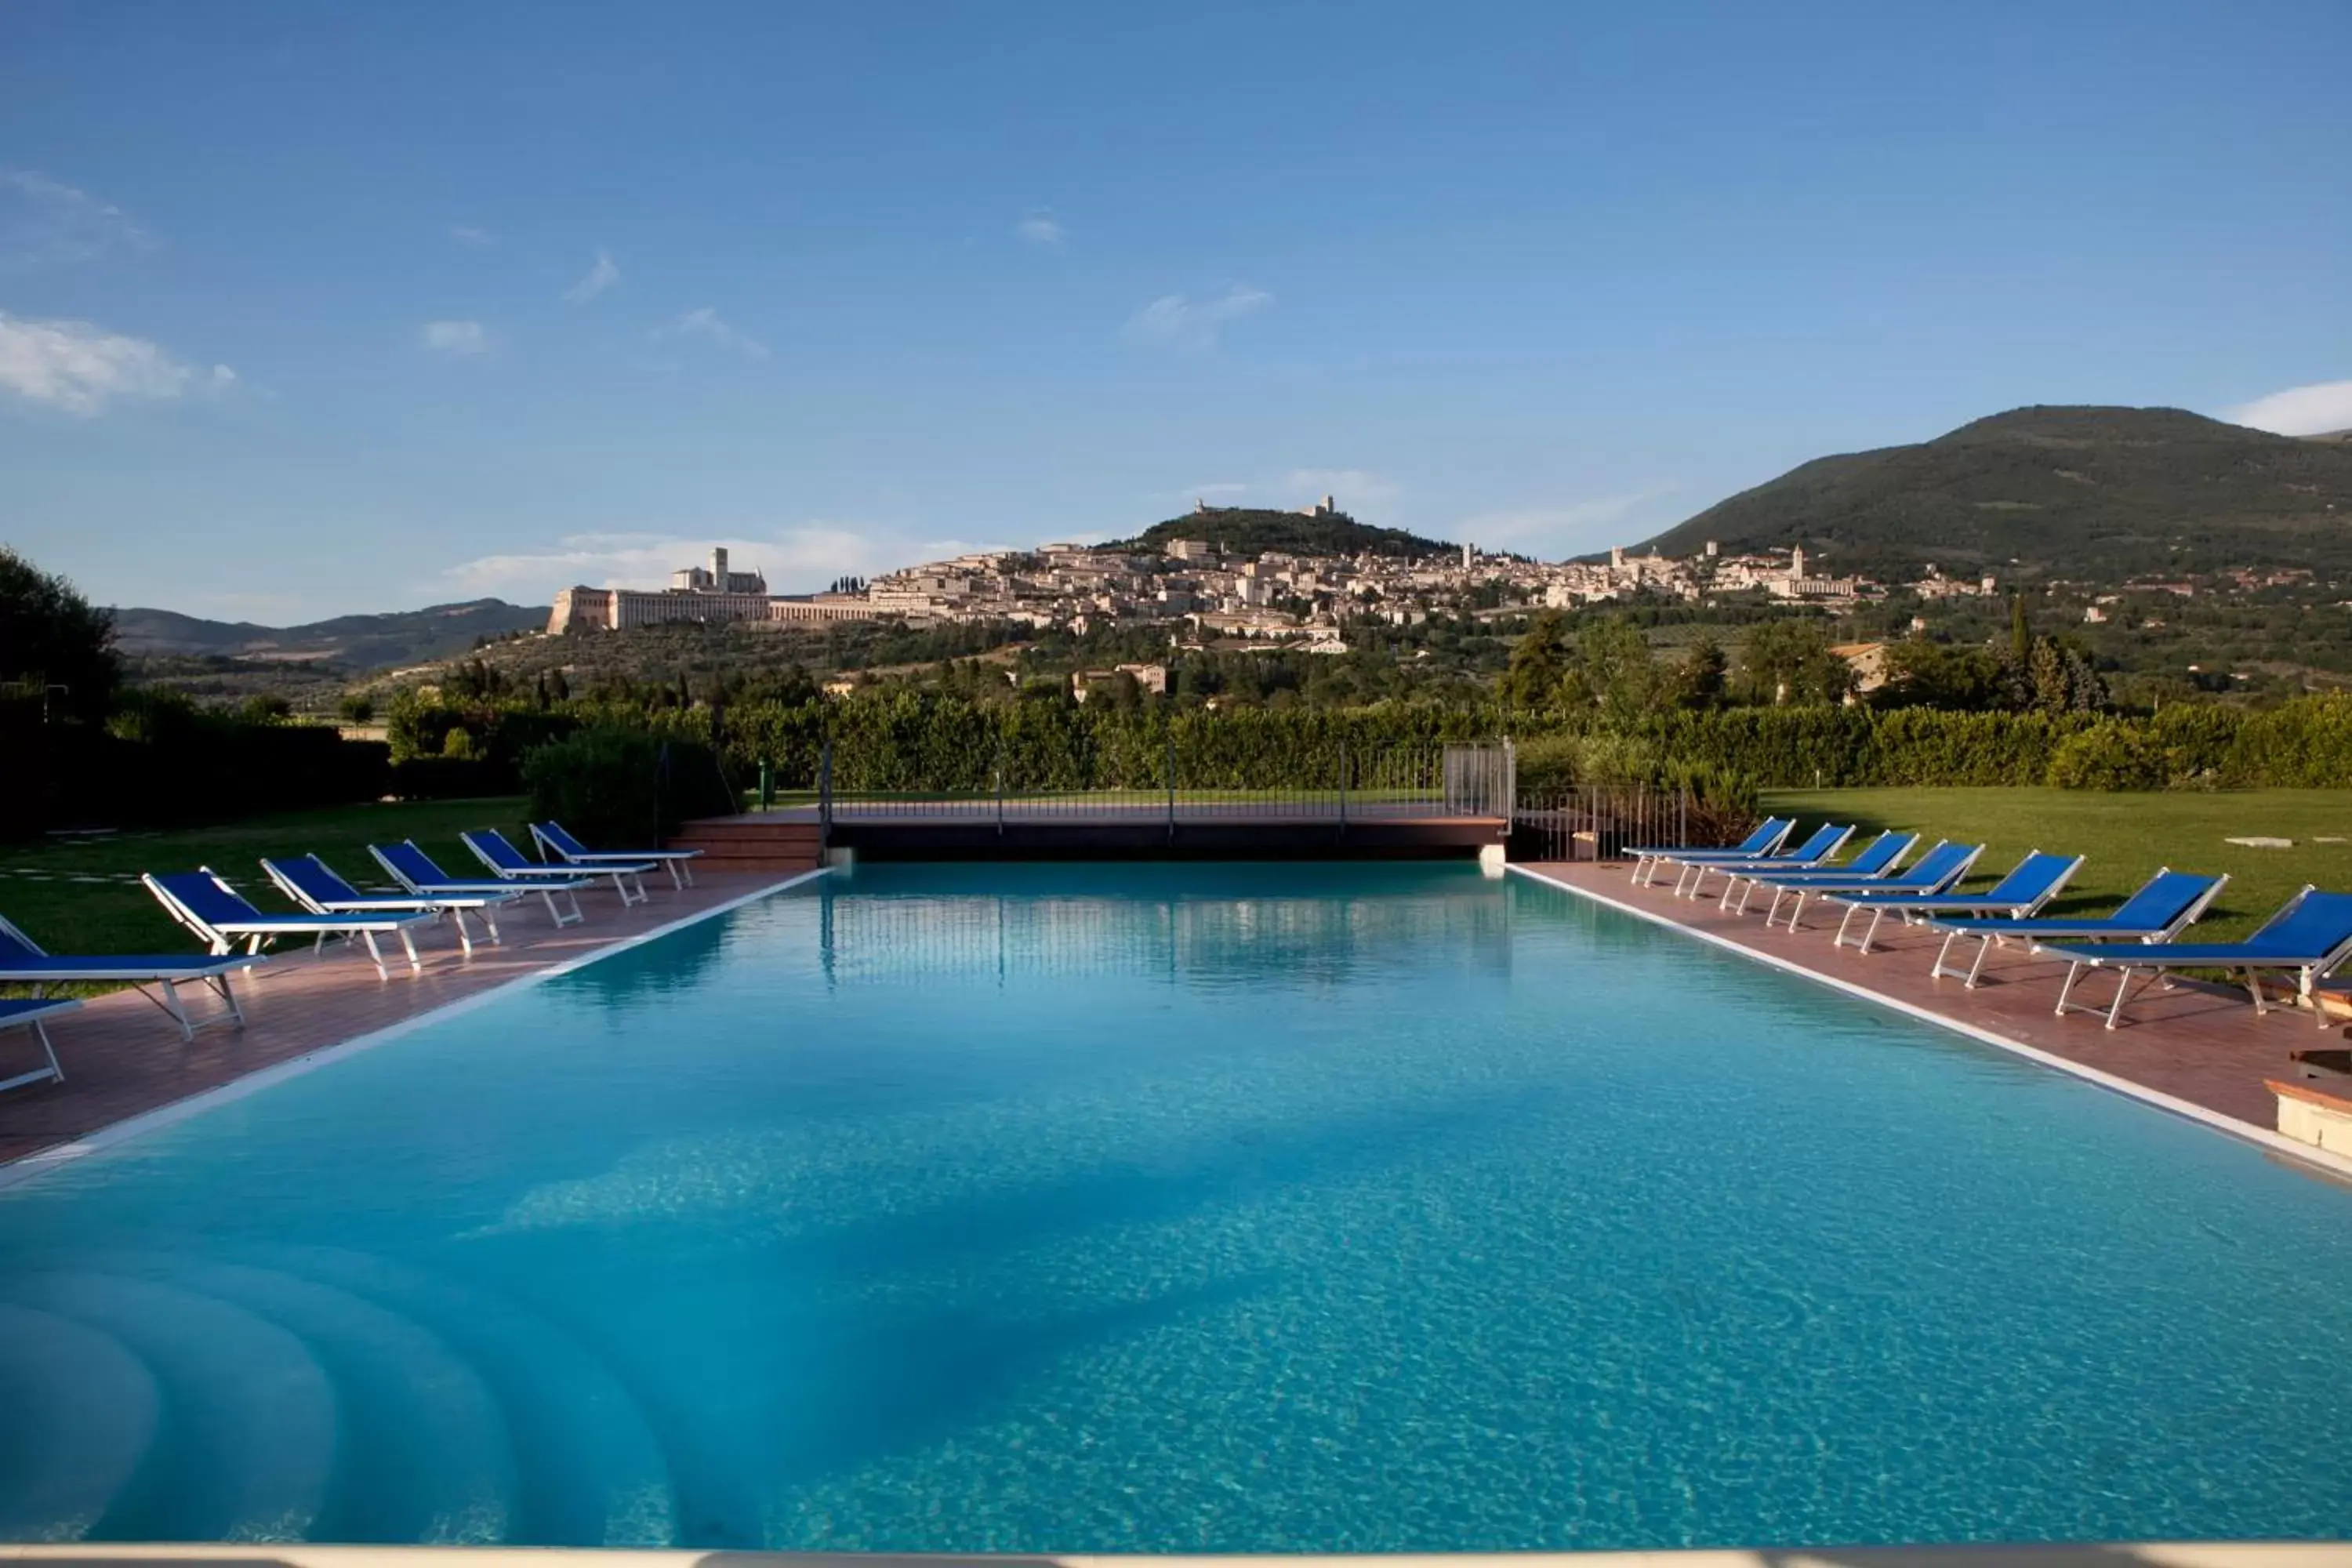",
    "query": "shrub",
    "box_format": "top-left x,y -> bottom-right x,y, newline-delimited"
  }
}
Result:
521,728 -> 736,844
2045,723 -> 2170,790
